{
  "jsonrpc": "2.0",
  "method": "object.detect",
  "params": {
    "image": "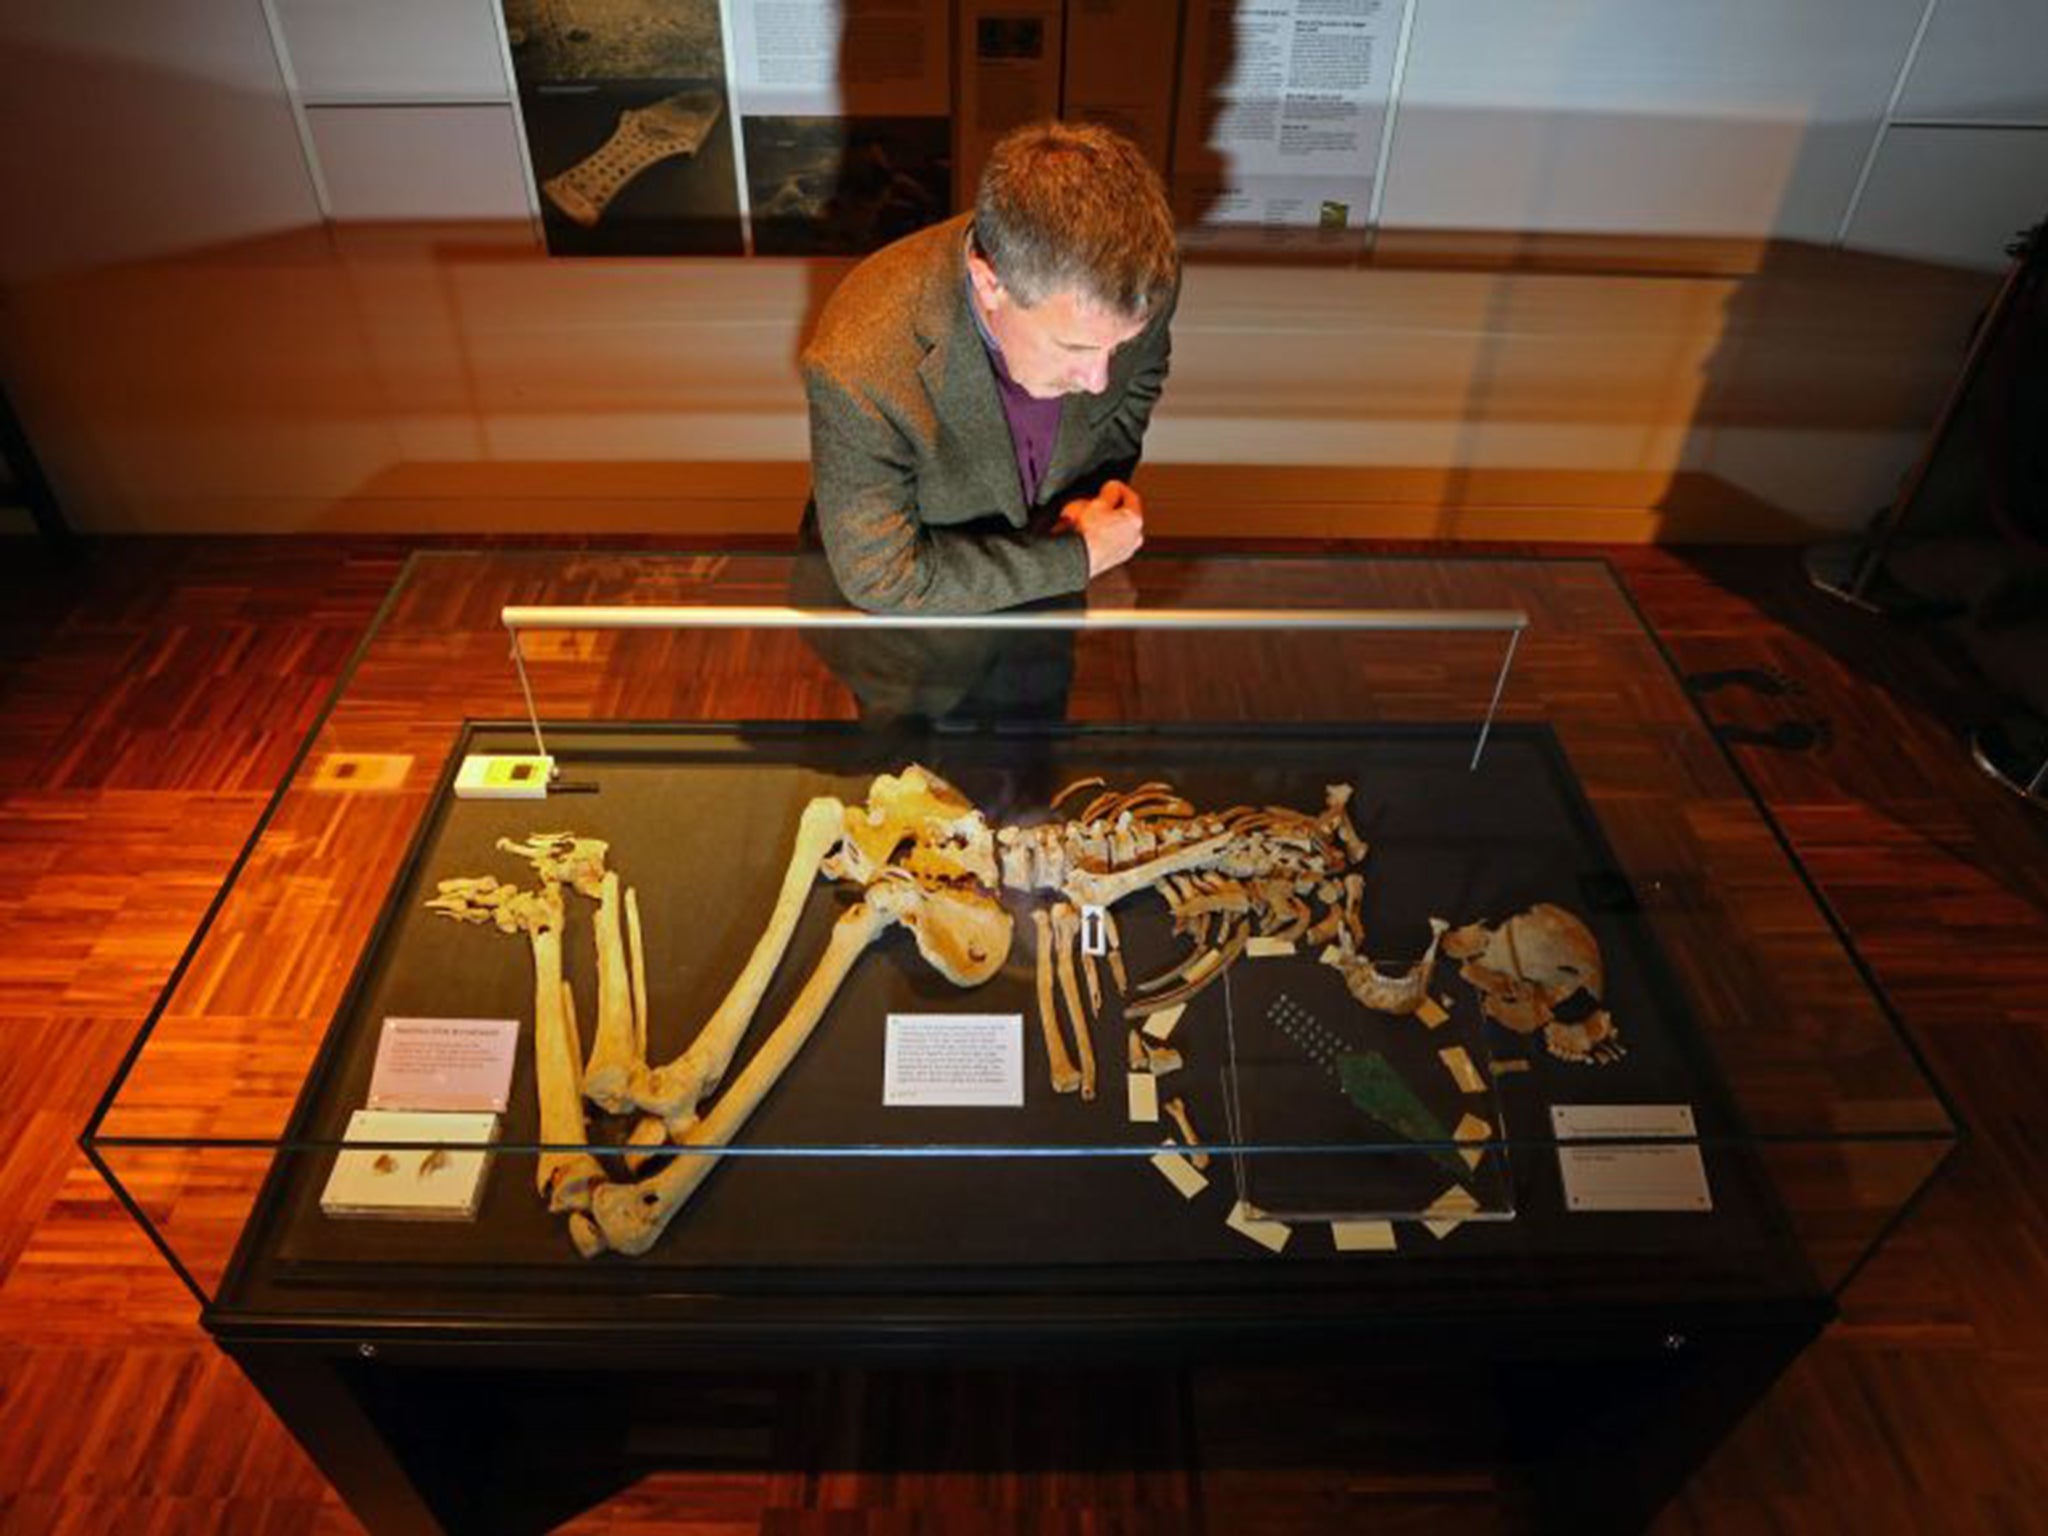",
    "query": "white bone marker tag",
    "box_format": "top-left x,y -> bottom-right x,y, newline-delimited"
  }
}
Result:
1079,905 -> 1107,957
